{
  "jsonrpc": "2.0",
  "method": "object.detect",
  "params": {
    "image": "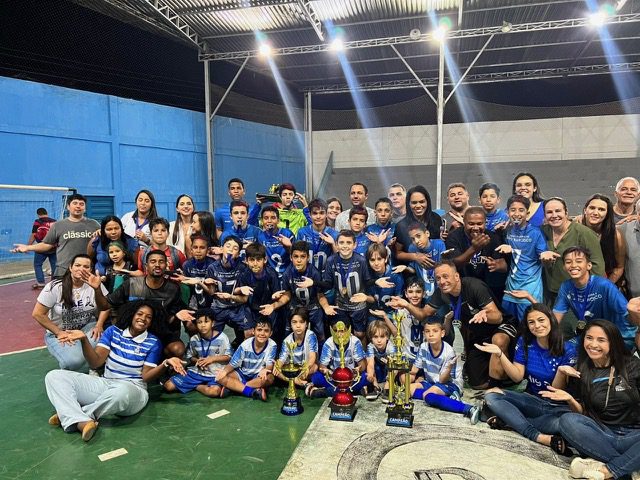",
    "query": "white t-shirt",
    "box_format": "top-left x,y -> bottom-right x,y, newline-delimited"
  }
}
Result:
37,281 -> 108,330
121,211 -> 151,245
168,220 -> 191,255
